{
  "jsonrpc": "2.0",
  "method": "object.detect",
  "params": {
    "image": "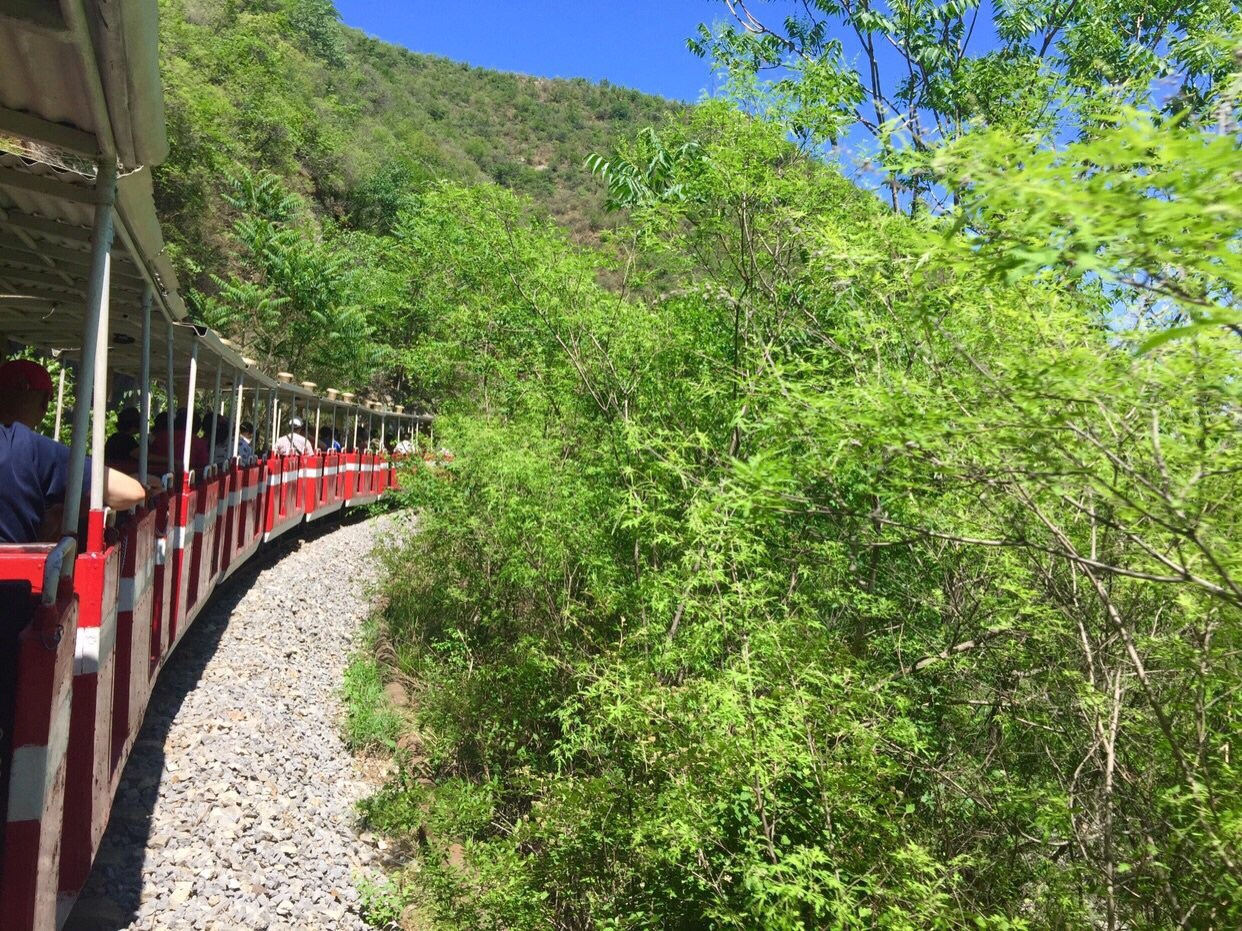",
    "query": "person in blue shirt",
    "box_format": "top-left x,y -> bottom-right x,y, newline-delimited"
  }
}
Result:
316,426 -> 341,452
0,360 -> 146,544
237,420 -> 257,465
